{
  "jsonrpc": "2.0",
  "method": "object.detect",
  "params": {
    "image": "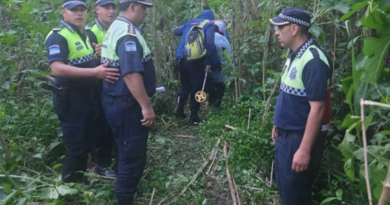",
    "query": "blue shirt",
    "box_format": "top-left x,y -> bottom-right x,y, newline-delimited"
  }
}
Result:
45,20 -> 97,88
173,10 -> 215,59
103,18 -> 156,97
210,33 -> 232,82
273,40 -> 330,131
